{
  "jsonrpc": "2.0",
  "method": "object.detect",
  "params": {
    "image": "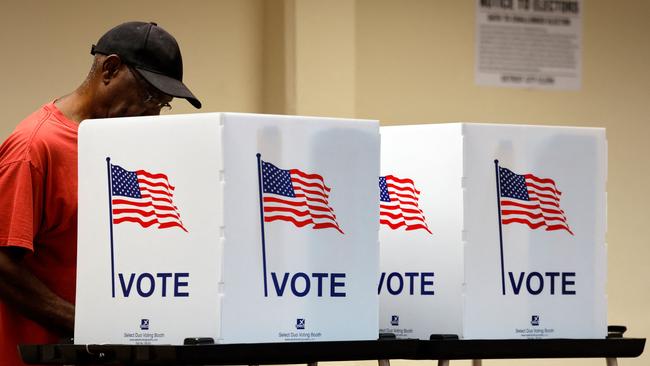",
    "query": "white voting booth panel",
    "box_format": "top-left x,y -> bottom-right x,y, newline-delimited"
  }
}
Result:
378,125 -> 464,339
75,113 -> 380,345
379,123 -> 607,339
